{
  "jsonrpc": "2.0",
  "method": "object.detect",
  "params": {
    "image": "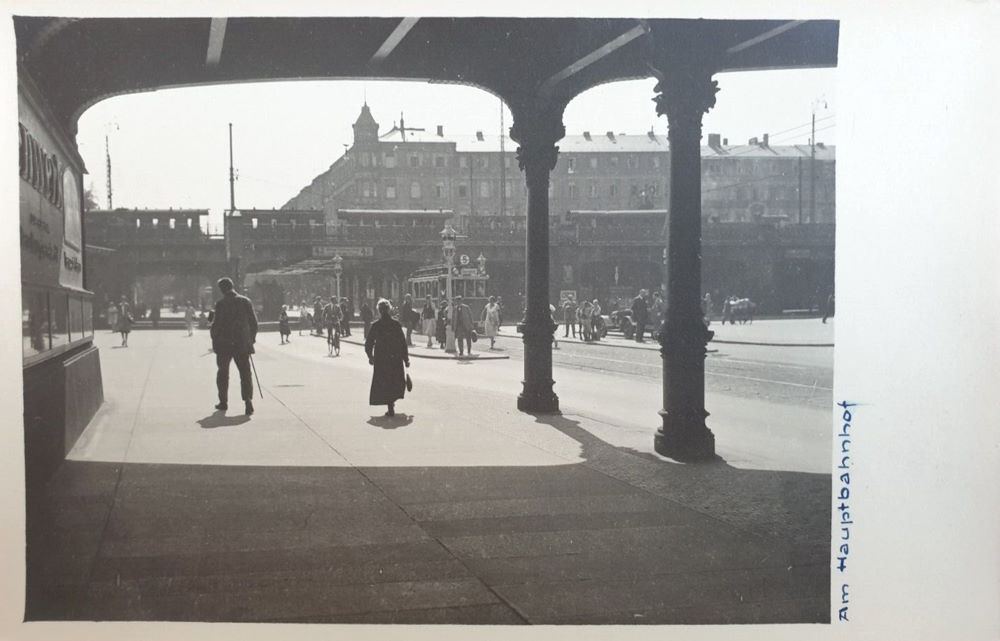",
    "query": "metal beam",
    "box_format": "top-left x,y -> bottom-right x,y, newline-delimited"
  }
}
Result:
206,18 -> 228,67
726,20 -> 807,55
371,17 -> 420,65
540,23 -> 649,98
